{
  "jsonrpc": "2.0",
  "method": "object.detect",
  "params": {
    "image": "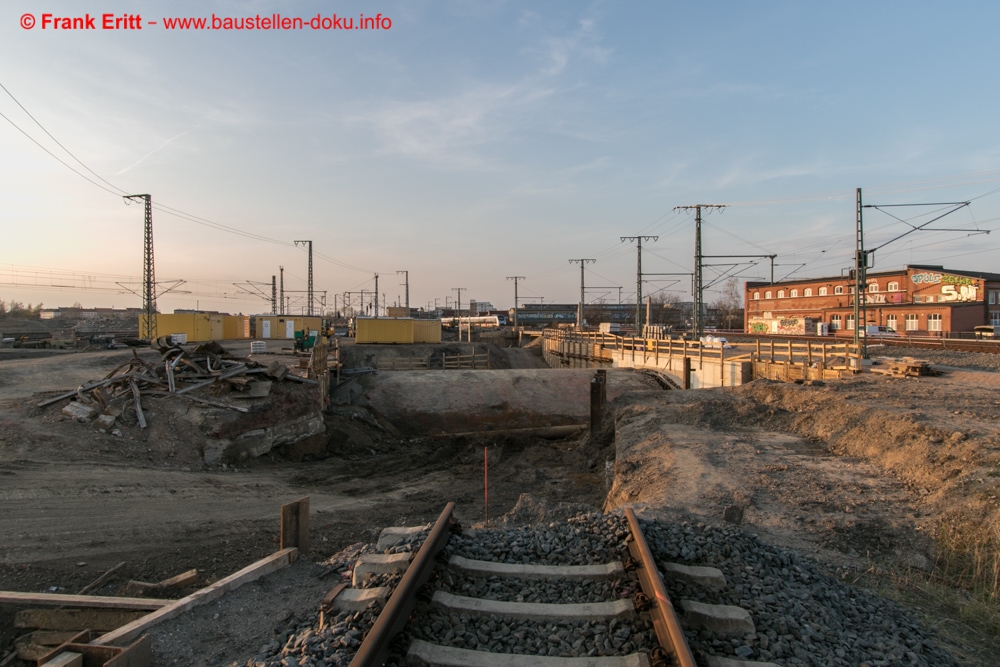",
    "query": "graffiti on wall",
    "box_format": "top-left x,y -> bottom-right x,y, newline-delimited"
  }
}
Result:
940,284 -> 979,302
749,321 -> 769,334
911,272 -> 979,286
